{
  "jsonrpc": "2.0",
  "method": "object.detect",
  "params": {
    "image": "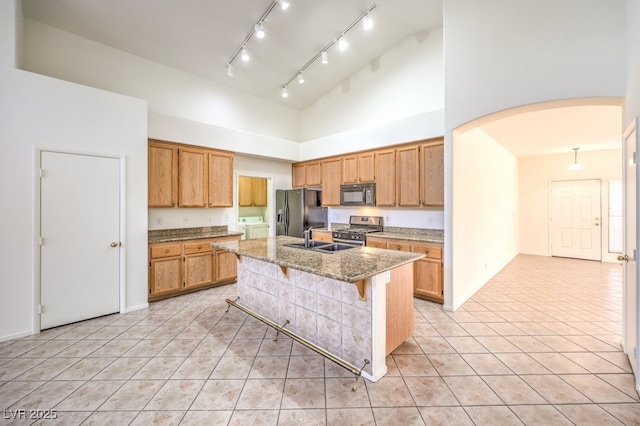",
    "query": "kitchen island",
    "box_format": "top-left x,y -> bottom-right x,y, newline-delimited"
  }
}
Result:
211,236 -> 424,382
